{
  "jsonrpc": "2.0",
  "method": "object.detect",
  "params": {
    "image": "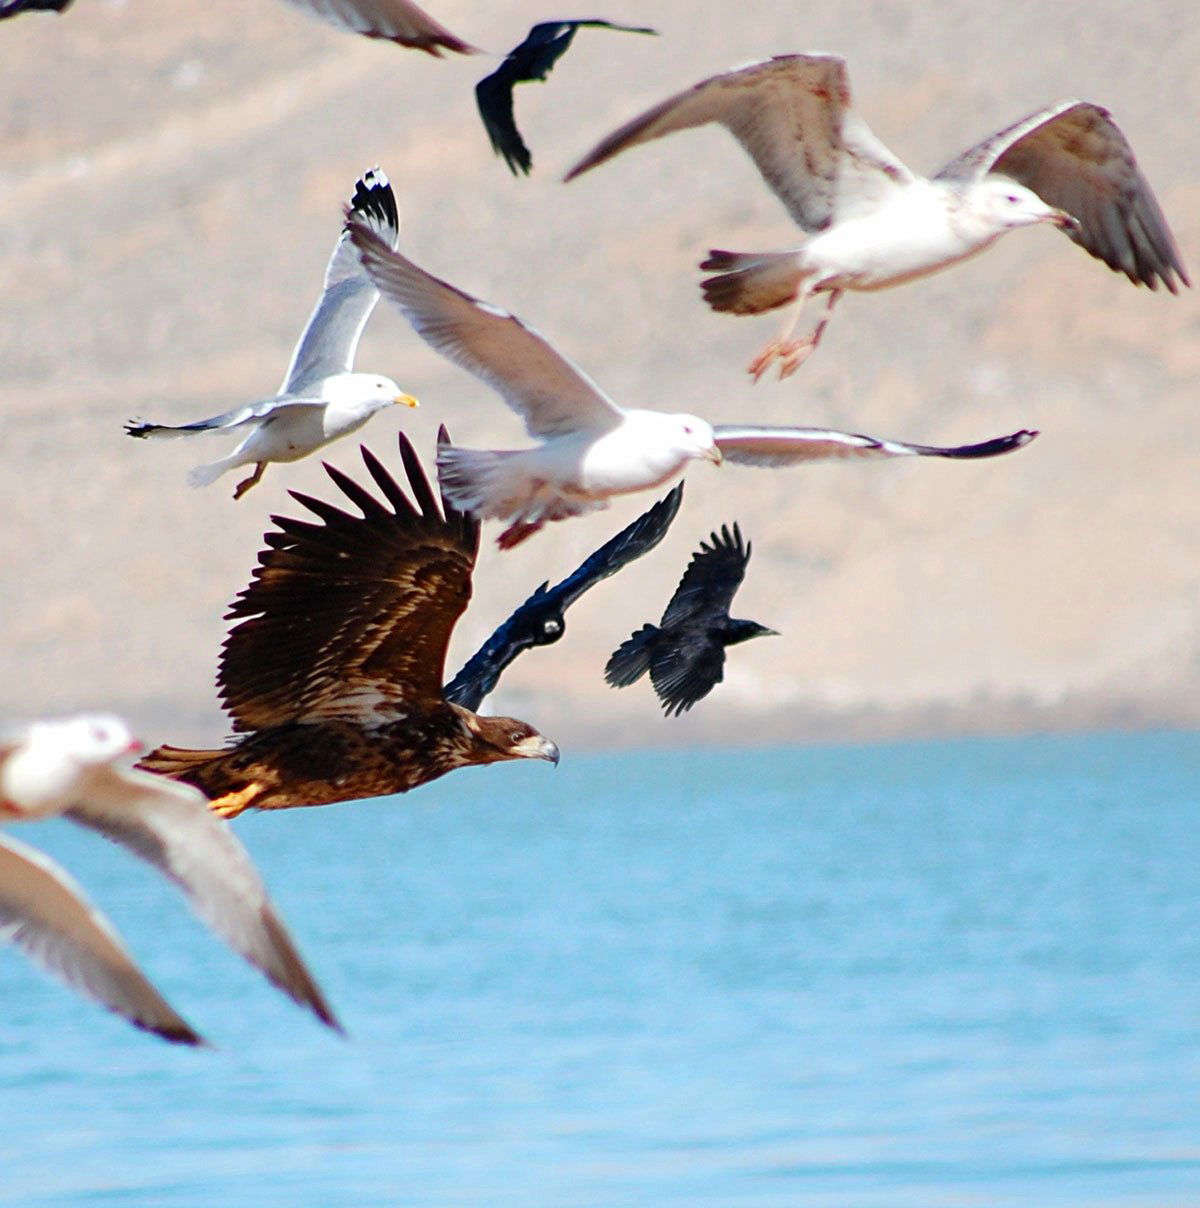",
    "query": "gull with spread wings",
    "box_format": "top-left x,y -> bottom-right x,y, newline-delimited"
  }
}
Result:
566,54 -> 1189,380
126,169 -> 417,499
349,216 -> 1038,548
1,714 -> 340,1040
139,431 -> 559,818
